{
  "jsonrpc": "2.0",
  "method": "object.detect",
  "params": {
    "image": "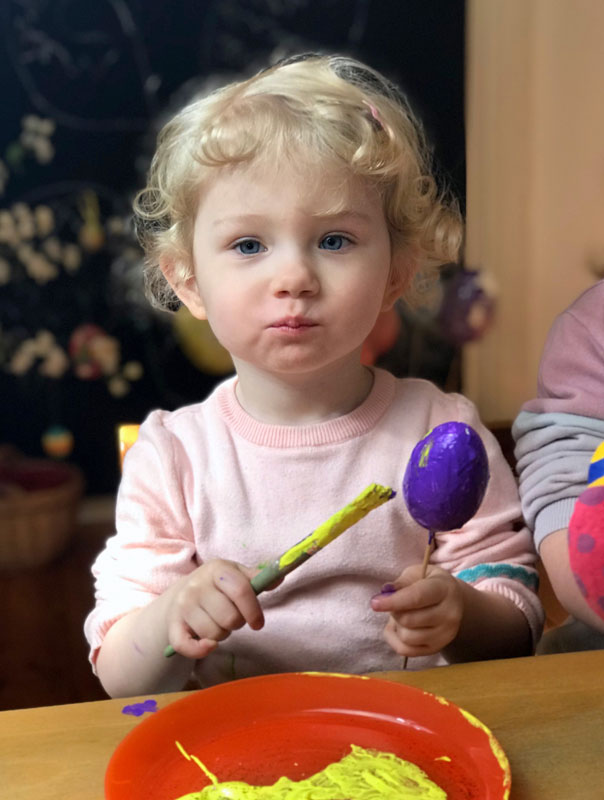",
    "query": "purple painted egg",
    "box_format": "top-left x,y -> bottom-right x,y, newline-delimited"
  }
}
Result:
403,421 -> 489,531
568,485 -> 604,620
